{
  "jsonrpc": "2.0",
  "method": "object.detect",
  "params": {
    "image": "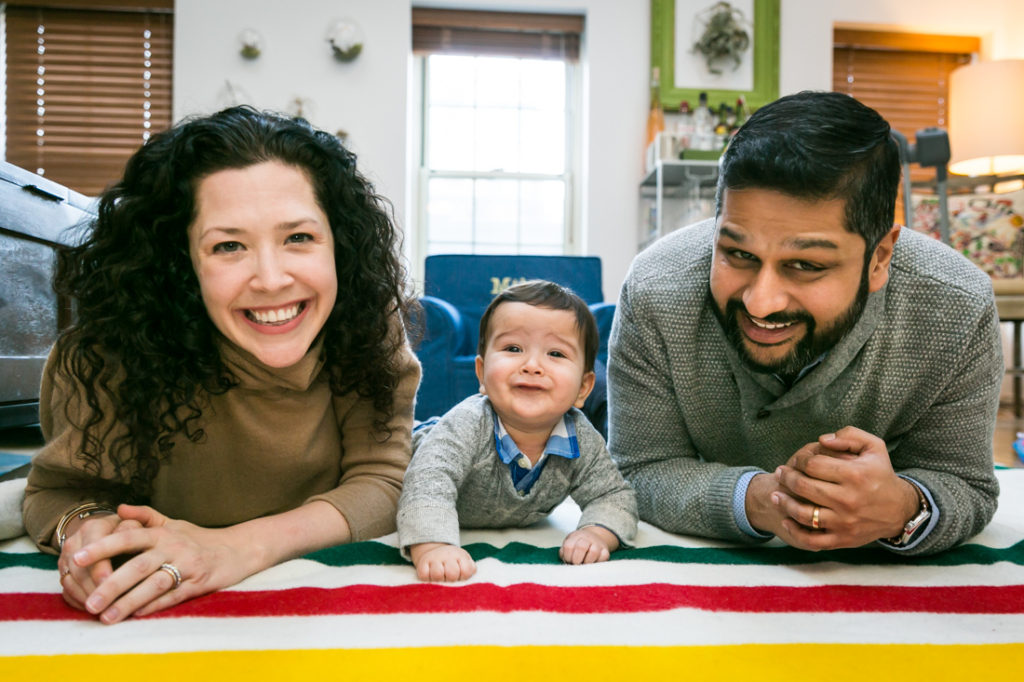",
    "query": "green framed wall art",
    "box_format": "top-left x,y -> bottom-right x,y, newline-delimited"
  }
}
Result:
651,0 -> 780,111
